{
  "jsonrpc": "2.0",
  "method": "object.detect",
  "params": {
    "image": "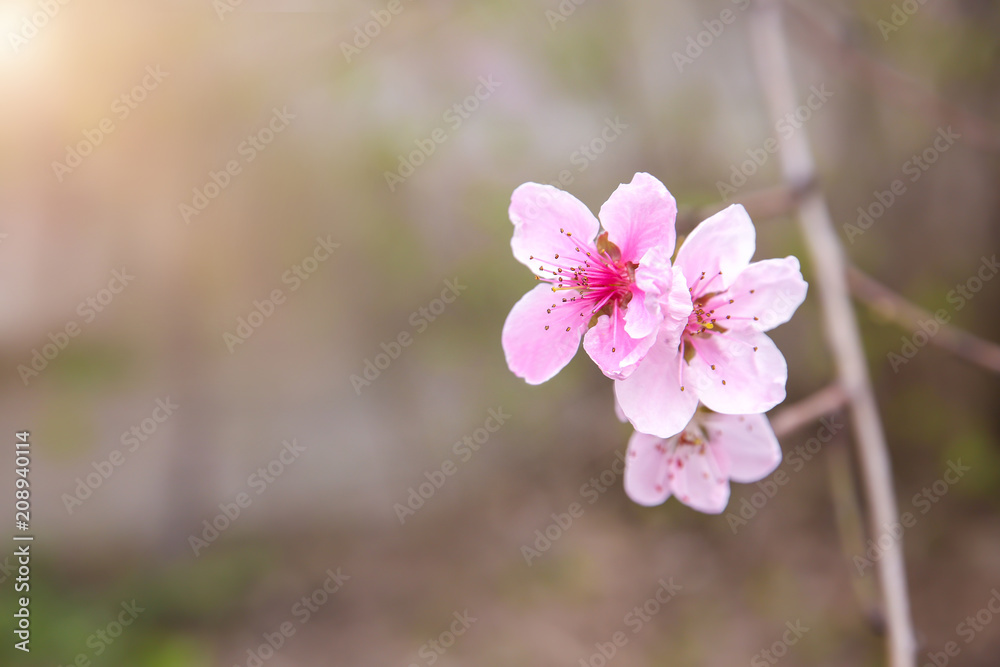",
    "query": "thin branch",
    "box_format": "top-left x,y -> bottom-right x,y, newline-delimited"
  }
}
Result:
825,432 -> 885,635
770,383 -> 847,439
848,266 -> 1000,374
748,3 -> 917,666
